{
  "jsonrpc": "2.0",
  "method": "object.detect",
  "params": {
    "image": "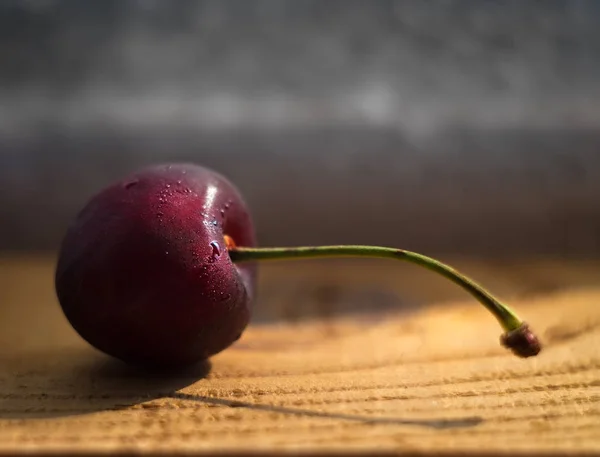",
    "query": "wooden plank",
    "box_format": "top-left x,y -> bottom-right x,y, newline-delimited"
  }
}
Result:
0,256 -> 599,454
